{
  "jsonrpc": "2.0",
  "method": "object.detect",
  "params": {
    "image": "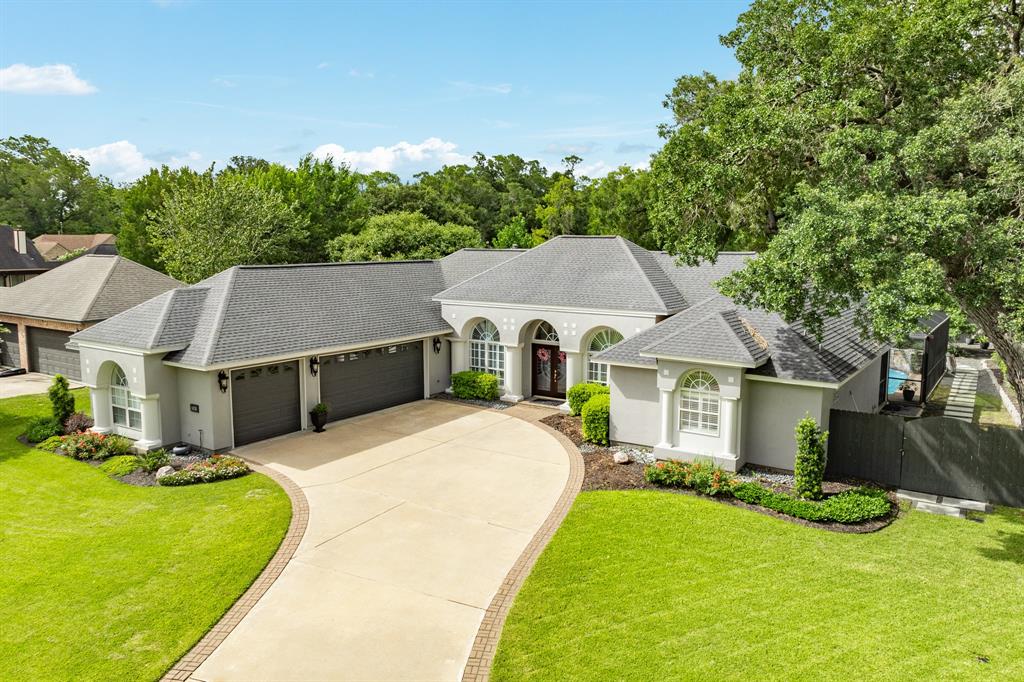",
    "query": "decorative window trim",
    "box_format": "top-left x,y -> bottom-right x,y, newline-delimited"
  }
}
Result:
586,328 -> 623,385
110,365 -> 142,430
678,370 -> 720,436
470,320 -> 505,384
534,322 -> 559,342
